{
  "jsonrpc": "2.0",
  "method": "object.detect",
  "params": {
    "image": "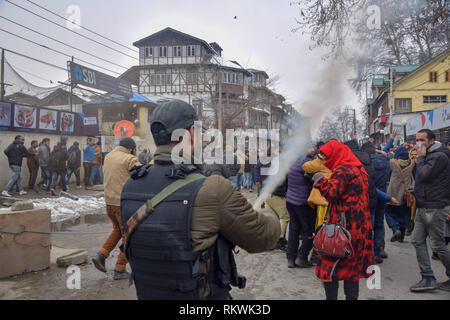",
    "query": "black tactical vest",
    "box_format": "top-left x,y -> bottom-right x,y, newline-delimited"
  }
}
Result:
120,162 -> 243,300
